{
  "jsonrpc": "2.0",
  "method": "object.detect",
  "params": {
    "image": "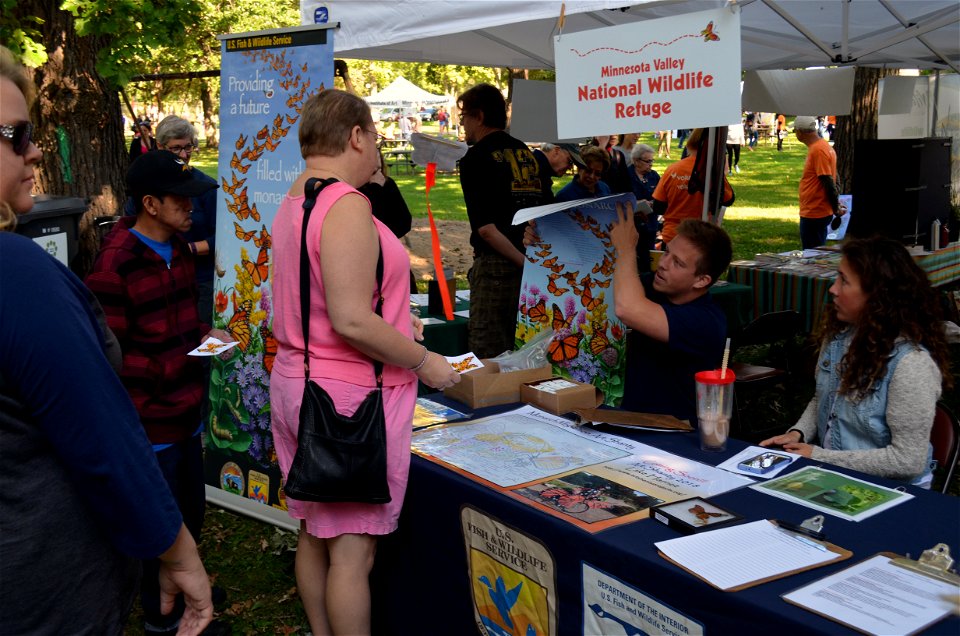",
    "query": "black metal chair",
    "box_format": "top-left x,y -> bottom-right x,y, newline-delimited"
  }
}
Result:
931,402 -> 960,494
